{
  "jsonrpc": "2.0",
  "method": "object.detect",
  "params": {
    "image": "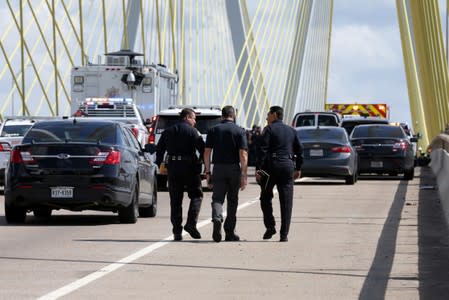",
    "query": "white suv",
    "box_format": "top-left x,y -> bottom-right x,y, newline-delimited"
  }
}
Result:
148,105 -> 222,189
